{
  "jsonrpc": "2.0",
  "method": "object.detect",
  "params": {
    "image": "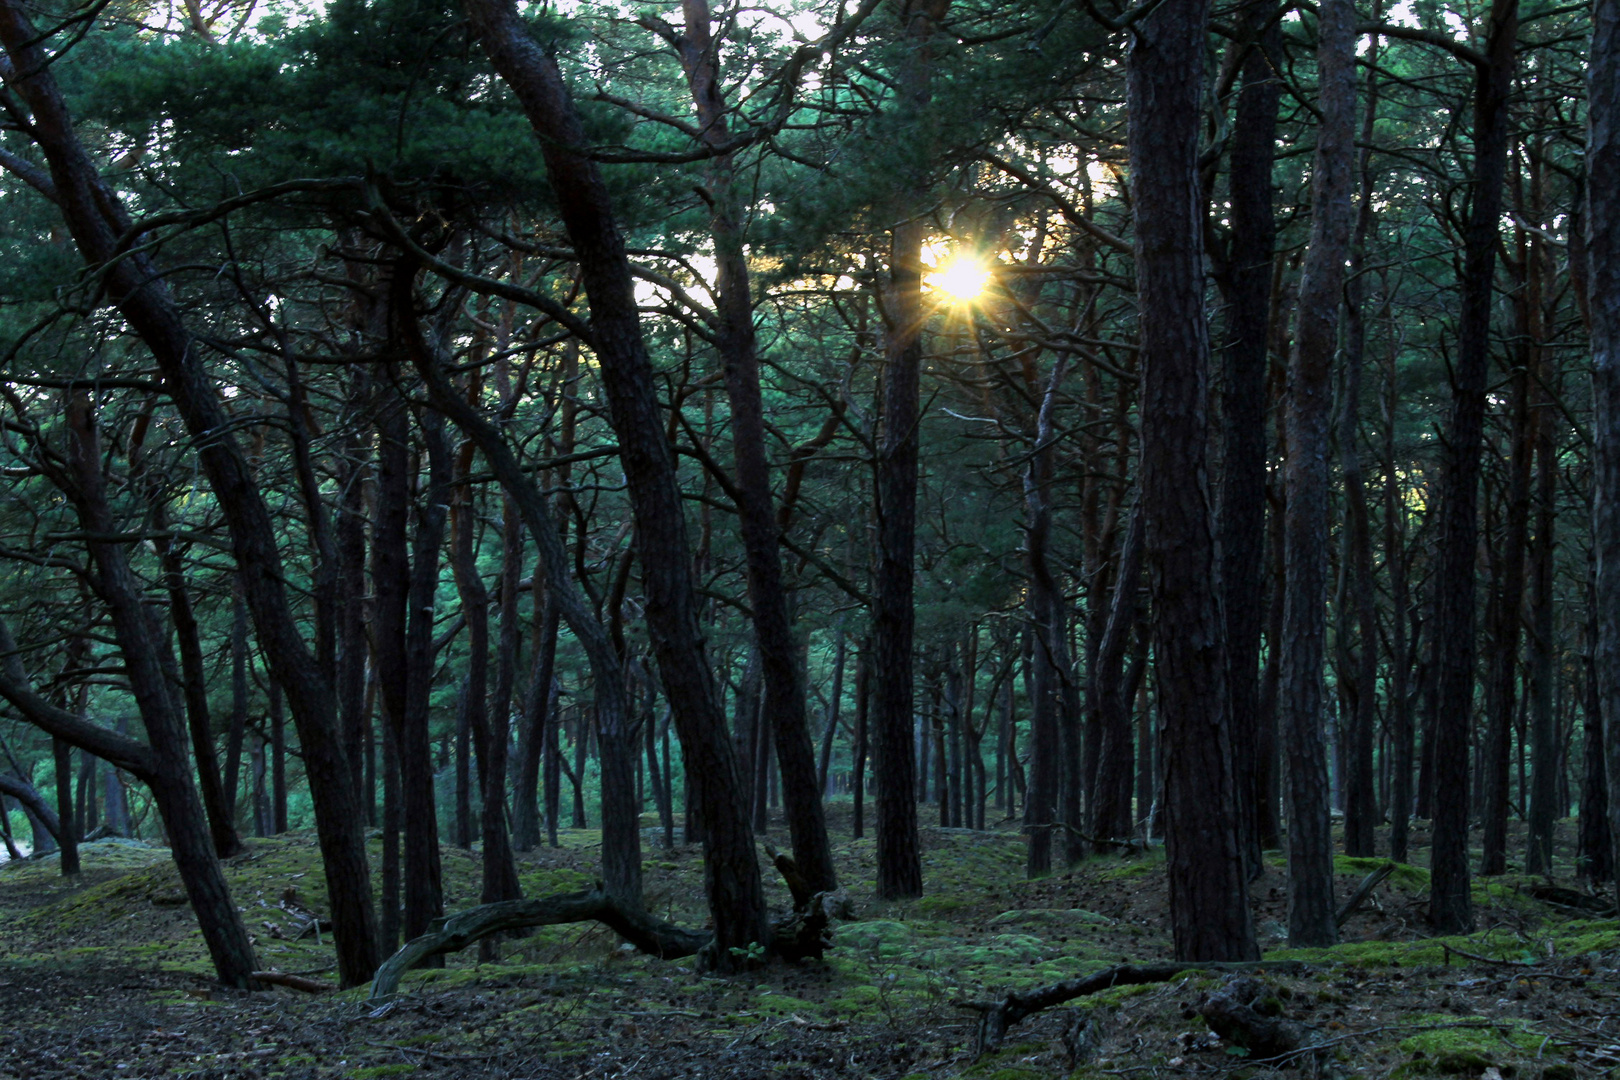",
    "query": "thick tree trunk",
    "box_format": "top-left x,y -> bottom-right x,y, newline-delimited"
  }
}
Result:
1338,58 -> 1382,860
1279,0 -> 1354,947
1589,0 -> 1620,906
1430,0 -> 1518,933
1129,0 -> 1258,961
1216,0 -> 1281,883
